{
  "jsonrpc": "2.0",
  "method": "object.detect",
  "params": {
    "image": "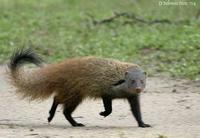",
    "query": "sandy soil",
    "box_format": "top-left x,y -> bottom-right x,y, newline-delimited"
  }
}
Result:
0,65 -> 199,138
